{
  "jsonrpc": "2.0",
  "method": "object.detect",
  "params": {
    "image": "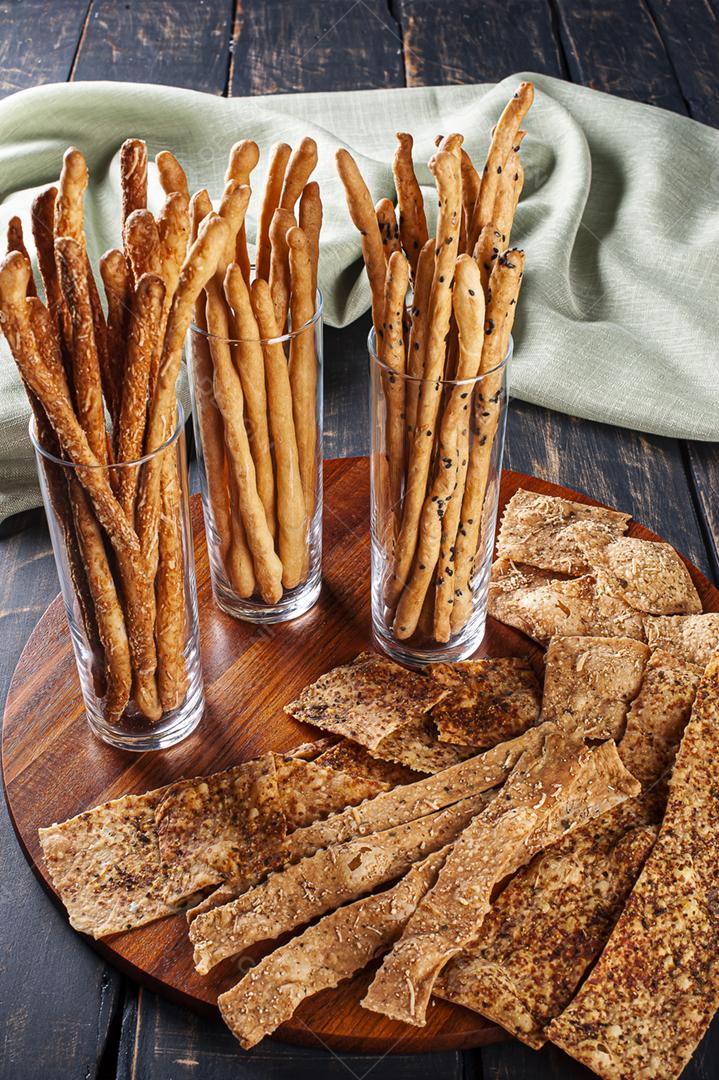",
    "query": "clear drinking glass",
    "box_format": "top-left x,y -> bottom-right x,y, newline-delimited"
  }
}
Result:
188,289 -> 323,623
369,328 -> 511,666
30,403 -> 204,751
